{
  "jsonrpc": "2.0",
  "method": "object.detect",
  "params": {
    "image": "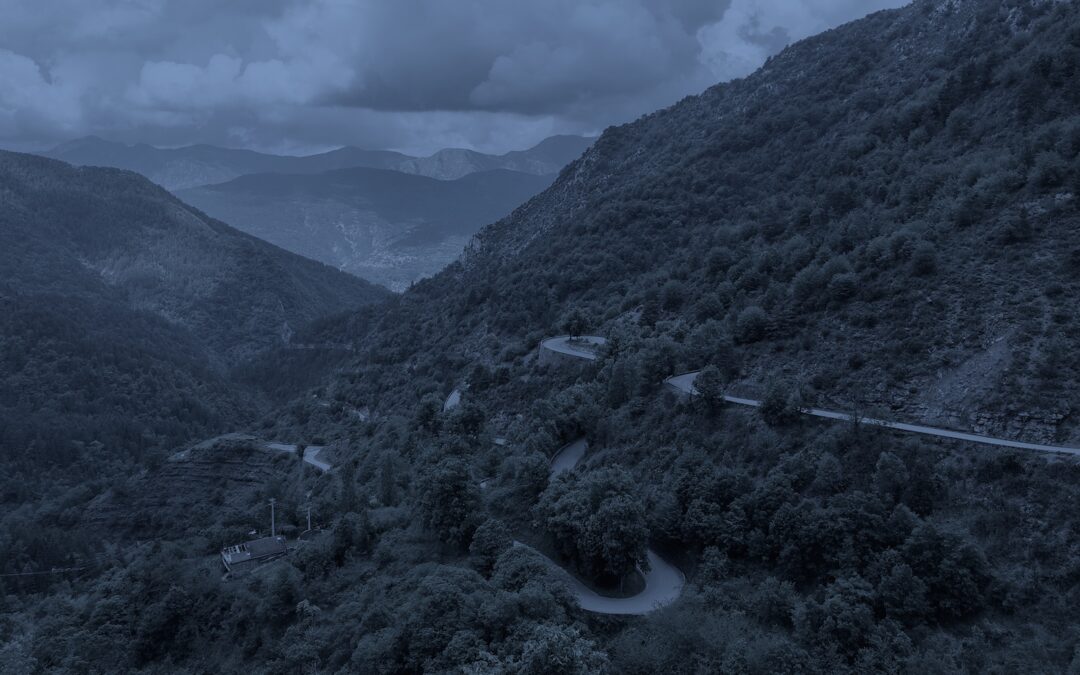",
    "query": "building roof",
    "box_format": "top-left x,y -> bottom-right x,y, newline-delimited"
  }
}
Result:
222,535 -> 287,566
